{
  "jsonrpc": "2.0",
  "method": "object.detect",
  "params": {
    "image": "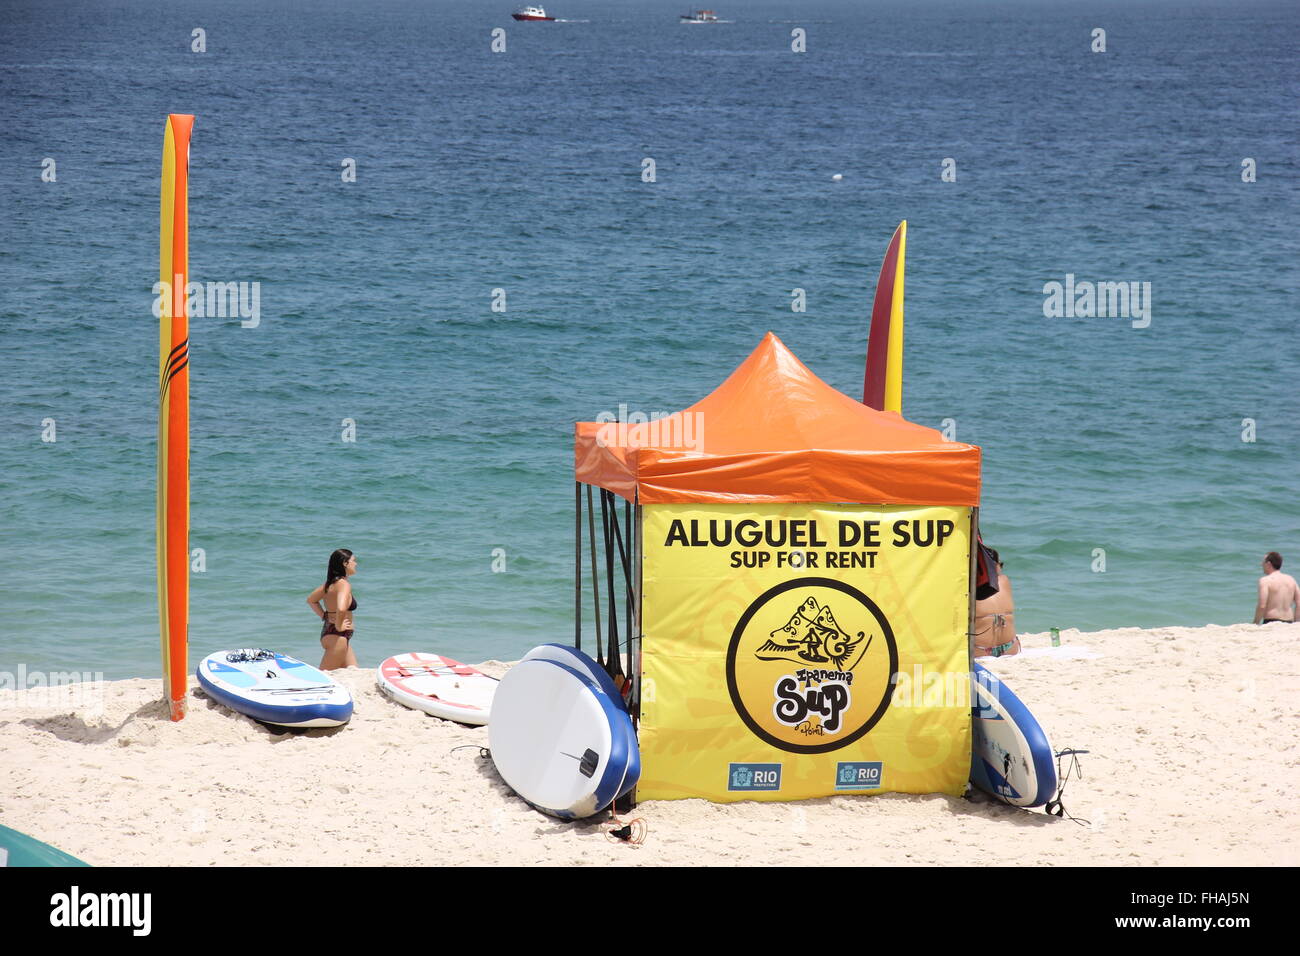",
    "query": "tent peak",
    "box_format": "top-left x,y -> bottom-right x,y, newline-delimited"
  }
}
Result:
574,333 -> 980,505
